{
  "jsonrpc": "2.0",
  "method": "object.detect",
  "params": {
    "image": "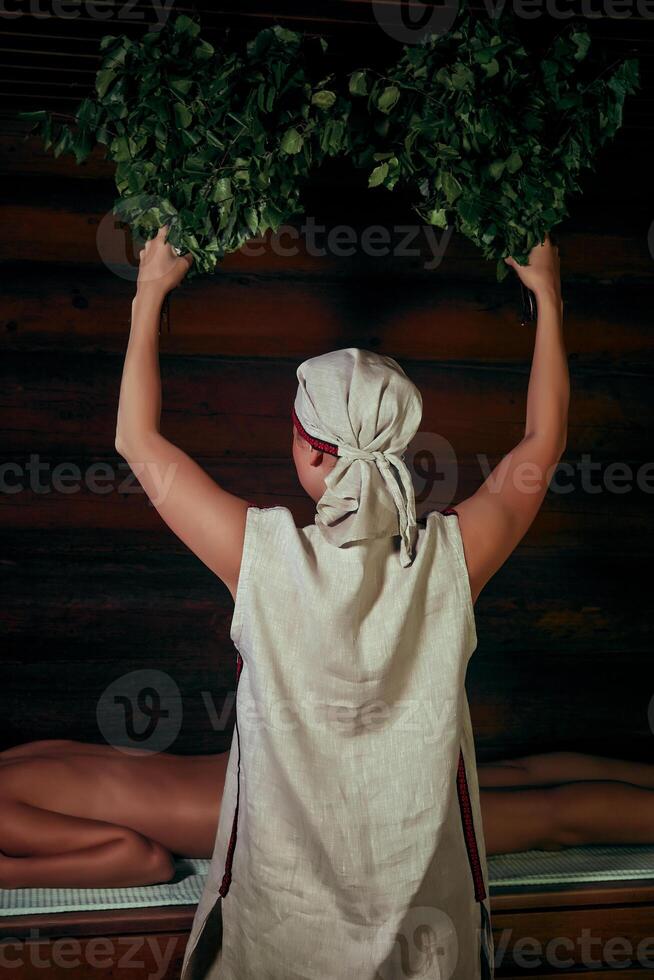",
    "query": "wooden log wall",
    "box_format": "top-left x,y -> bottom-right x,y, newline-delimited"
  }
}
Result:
1,3 -> 653,763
